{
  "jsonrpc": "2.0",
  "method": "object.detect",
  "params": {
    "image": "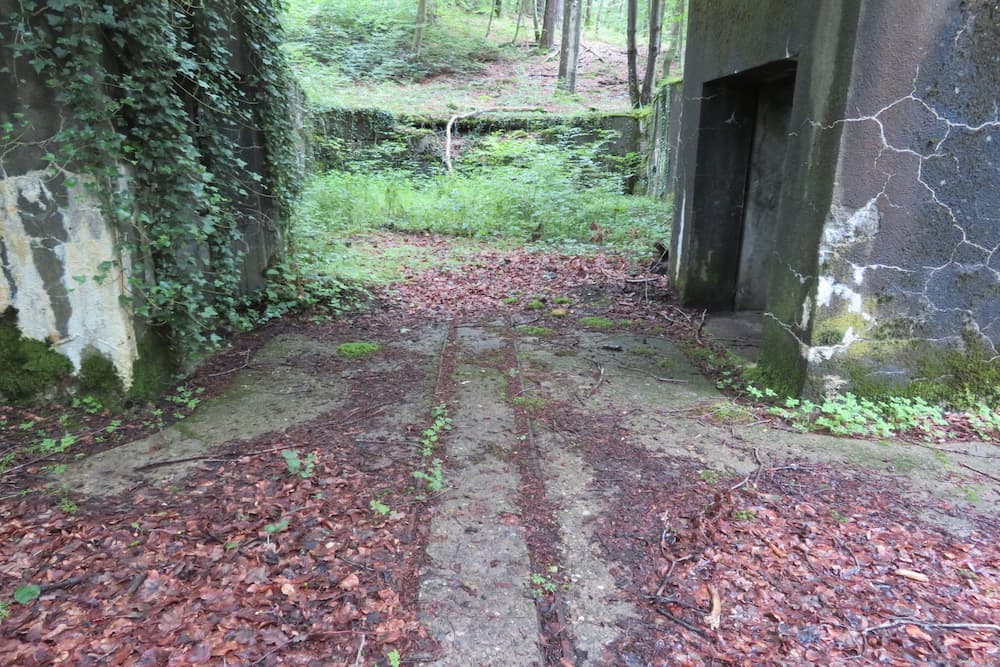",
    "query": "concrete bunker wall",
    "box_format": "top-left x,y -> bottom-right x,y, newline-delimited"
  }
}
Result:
668,0 -> 863,394
669,0 -> 998,400
802,0 -> 1000,398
